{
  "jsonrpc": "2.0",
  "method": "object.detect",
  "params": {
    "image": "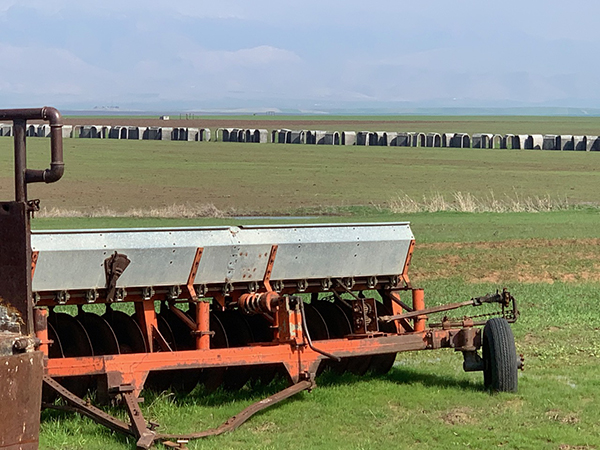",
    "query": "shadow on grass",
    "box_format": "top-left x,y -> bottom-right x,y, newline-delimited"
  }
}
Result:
316,366 -> 484,393
40,364 -> 486,449
154,364 -> 485,410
